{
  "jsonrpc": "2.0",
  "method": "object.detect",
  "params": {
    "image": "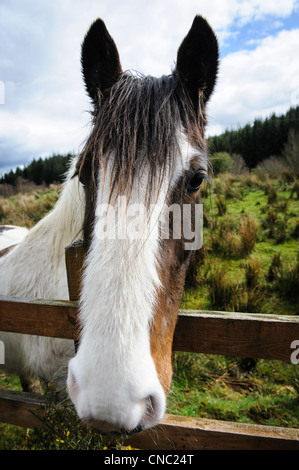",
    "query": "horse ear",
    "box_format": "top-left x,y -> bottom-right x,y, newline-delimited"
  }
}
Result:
176,15 -> 219,107
81,19 -> 122,102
